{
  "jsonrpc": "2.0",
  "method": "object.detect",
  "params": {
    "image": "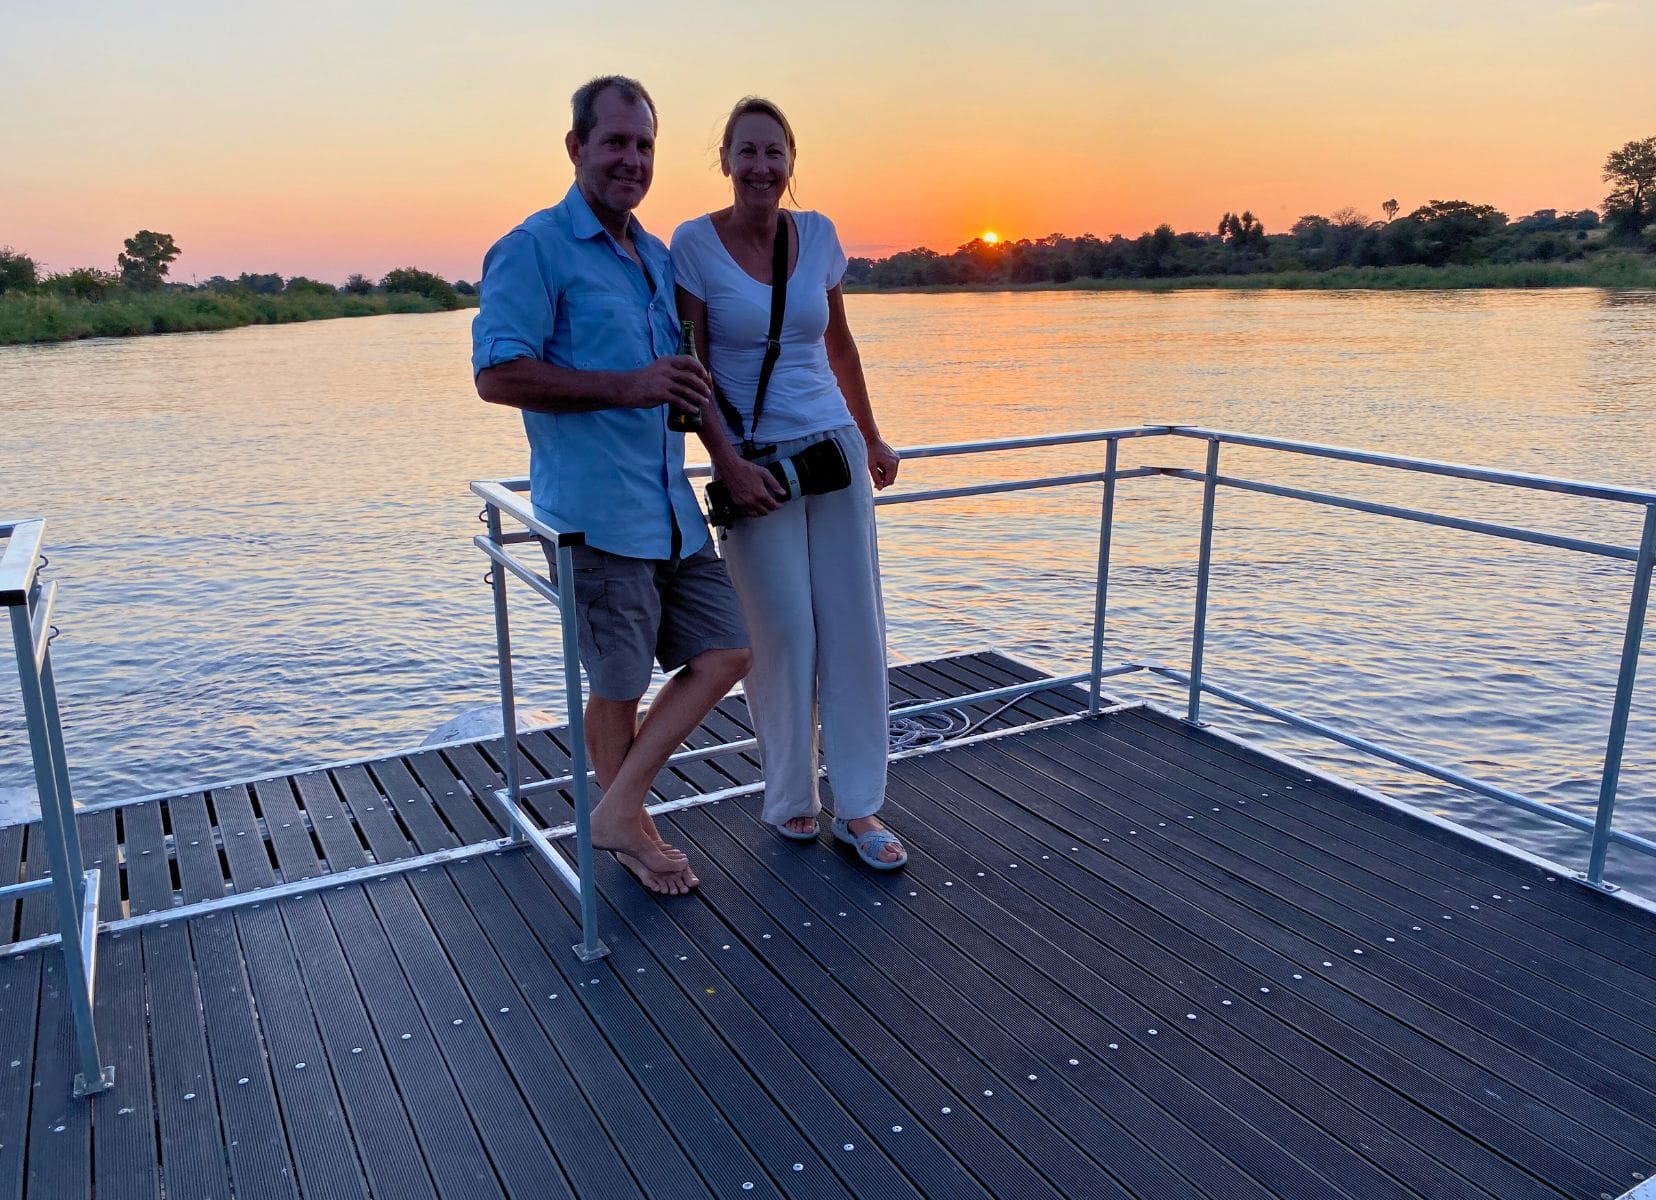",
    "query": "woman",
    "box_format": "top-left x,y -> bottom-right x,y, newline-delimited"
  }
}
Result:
671,96 -> 906,869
